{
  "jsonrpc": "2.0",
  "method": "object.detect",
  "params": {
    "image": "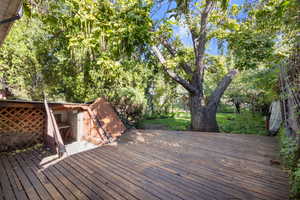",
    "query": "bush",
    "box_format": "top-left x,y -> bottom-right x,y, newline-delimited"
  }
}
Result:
217,103 -> 235,113
279,128 -> 300,199
279,130 -> 298,168
110,87 -> 146,127
291,162 -> 300,198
